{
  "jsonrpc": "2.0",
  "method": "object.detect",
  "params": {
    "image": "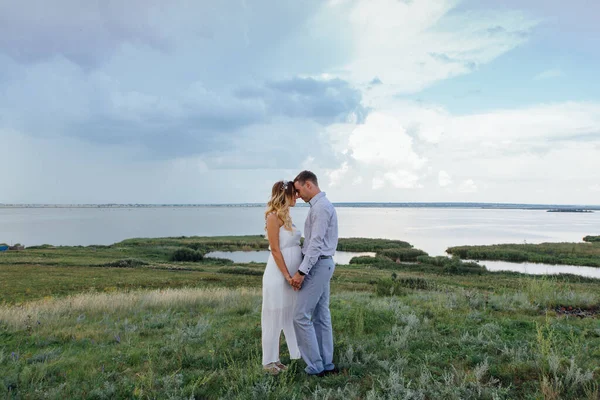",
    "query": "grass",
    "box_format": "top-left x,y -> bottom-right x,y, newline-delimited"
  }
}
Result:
1,236 -> 599,398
